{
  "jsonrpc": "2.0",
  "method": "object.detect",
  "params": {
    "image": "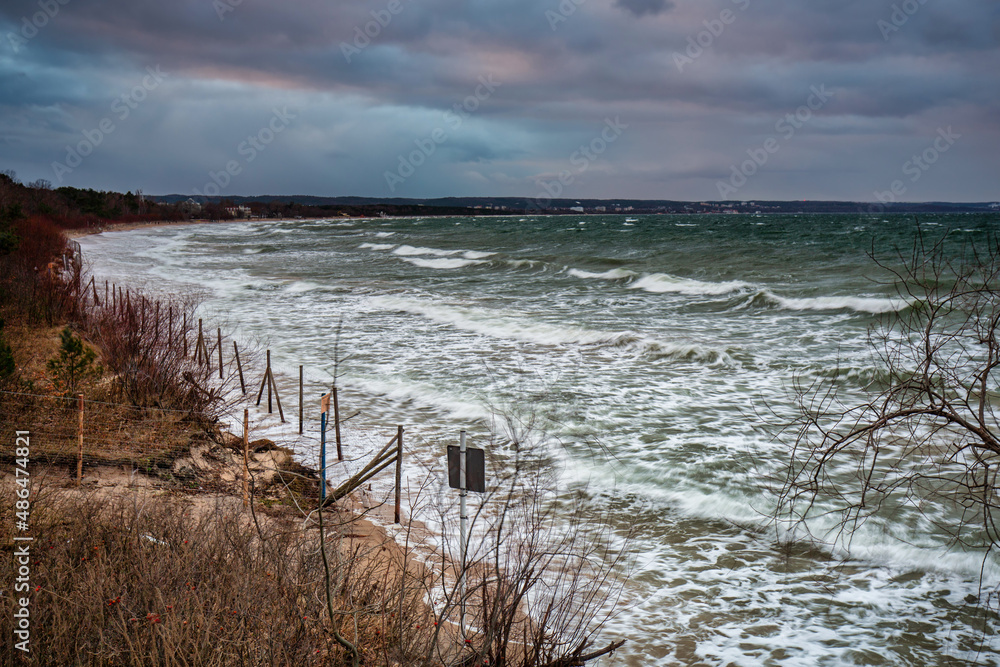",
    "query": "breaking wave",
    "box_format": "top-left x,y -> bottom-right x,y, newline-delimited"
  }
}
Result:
737,290 -> 911,314
630,273 -> 750,296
